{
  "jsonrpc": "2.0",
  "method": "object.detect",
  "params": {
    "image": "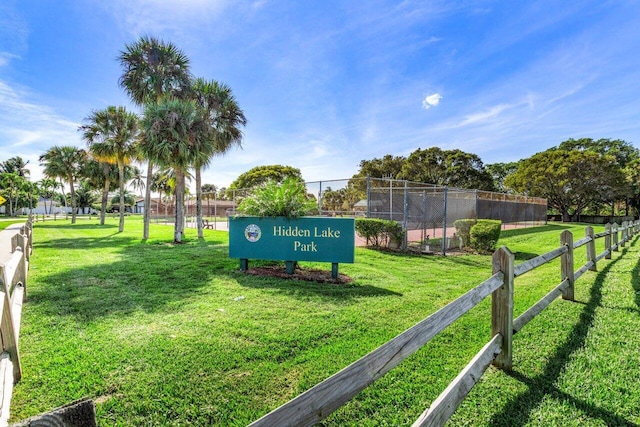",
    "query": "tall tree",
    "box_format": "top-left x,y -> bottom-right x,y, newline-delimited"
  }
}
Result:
558,138 -> 639,214
0,157 -> 30,177
129,166 -> 145,198
82,157 -> 120,224
141,97 -> 204,243
191,78 -> 246,238
119,36 -> 191,239
75,180 -> 98,214
0,172 -> 26,216
505,149 -> 626,222
39,146 -> 87,223
81,105 -> 139,232
399,147 -> 495,191
352,154 -> 406,179
558,138 -> 639,168
485,162 -> 519,193
151,170 -> 172,218
38,178 -> 59,215
201,183 -> 218,219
